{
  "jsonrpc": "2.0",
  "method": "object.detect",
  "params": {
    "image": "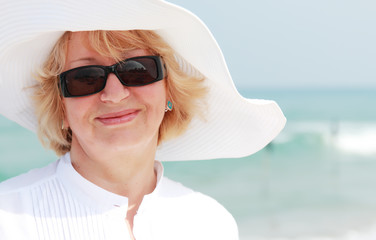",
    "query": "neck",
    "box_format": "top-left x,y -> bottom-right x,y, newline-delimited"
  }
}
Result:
69,135 -> 158,236
69,135 -> 158,200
